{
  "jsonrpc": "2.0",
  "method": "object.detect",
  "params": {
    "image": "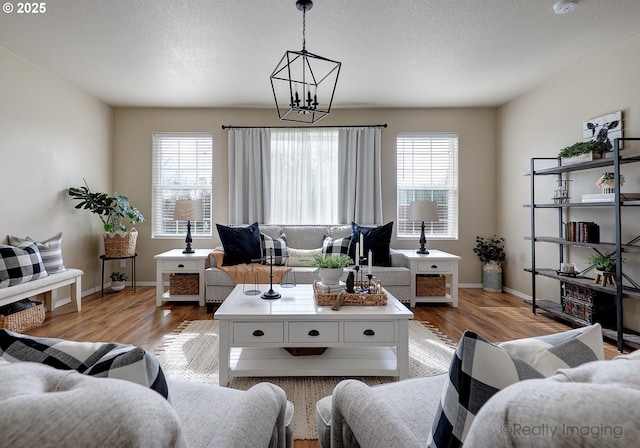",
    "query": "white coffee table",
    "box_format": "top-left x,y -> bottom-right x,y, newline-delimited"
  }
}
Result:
214,284 -> 414,386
